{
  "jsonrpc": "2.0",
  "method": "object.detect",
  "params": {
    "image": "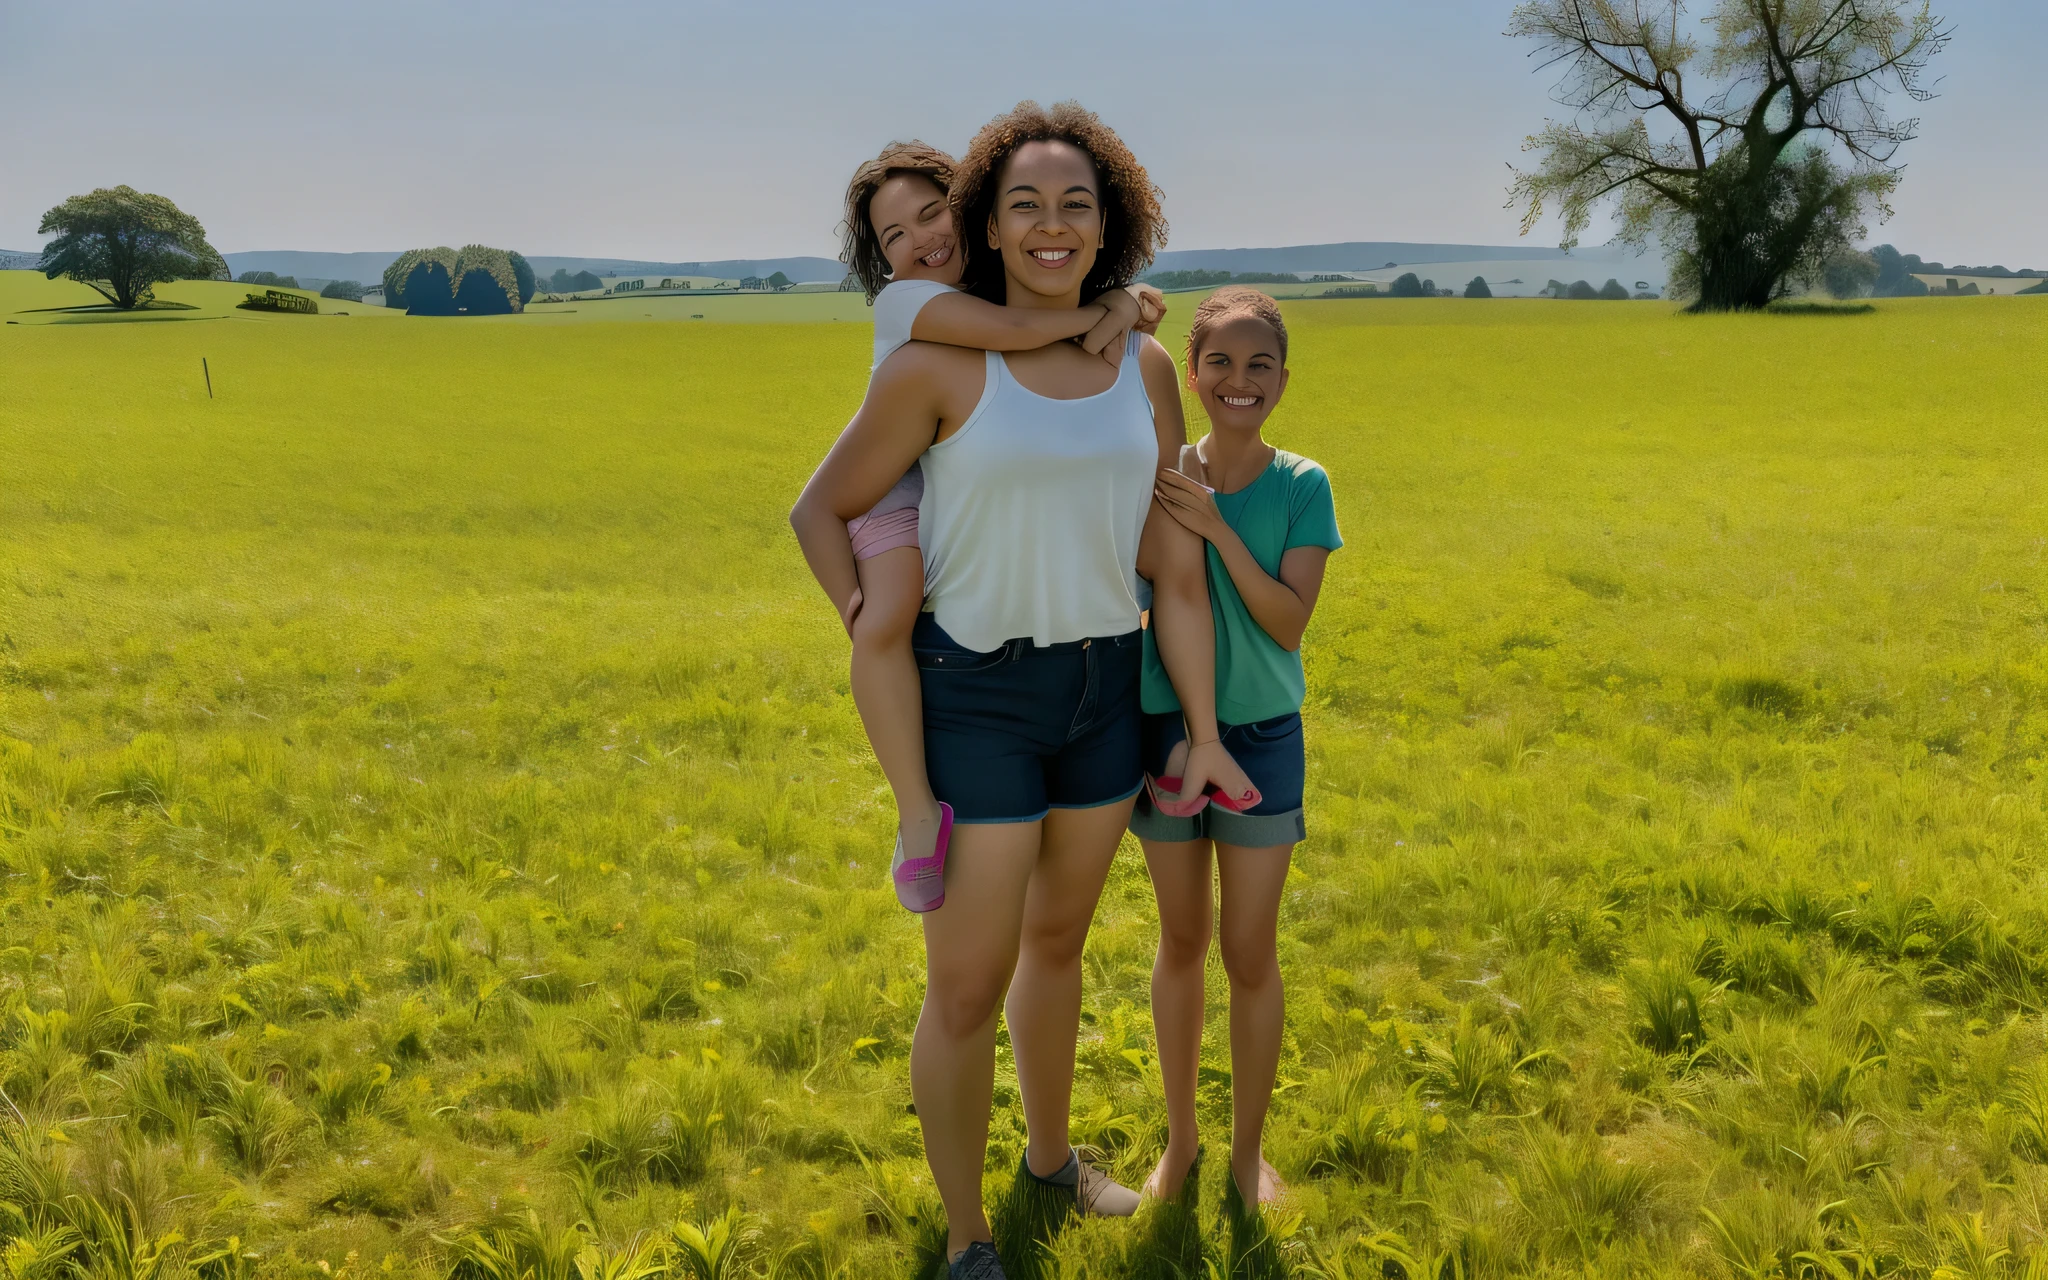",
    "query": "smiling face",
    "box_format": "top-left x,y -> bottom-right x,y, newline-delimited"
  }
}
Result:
1190,314 -> 1289,431
986,140 -> 1103,305
869,172 -> 962,285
